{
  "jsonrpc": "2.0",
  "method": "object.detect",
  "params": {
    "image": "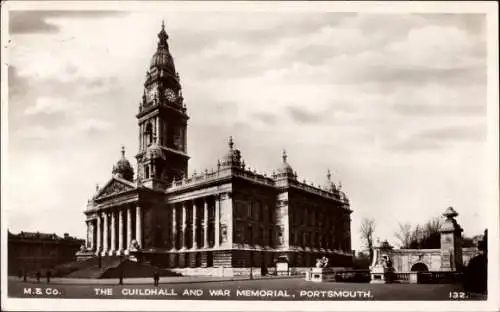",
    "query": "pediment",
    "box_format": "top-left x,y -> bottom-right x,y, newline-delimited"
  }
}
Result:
95,177 -> 136,200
